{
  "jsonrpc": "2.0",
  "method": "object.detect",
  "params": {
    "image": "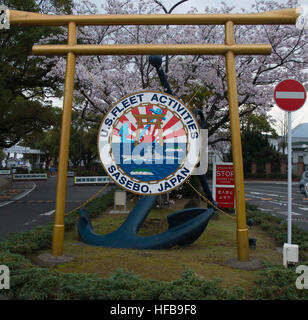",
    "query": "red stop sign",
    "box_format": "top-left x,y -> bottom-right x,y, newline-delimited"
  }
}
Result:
274,79 -> 306,112
216,164 -> 234,185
